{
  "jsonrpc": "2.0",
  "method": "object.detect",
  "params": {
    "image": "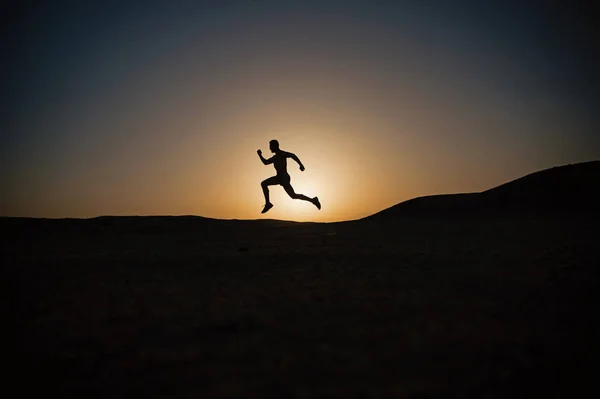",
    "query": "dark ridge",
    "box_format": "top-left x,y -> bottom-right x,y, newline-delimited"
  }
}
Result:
480,160 -> 600,211
364,160 -> 600,220
0,215 -> 311,237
